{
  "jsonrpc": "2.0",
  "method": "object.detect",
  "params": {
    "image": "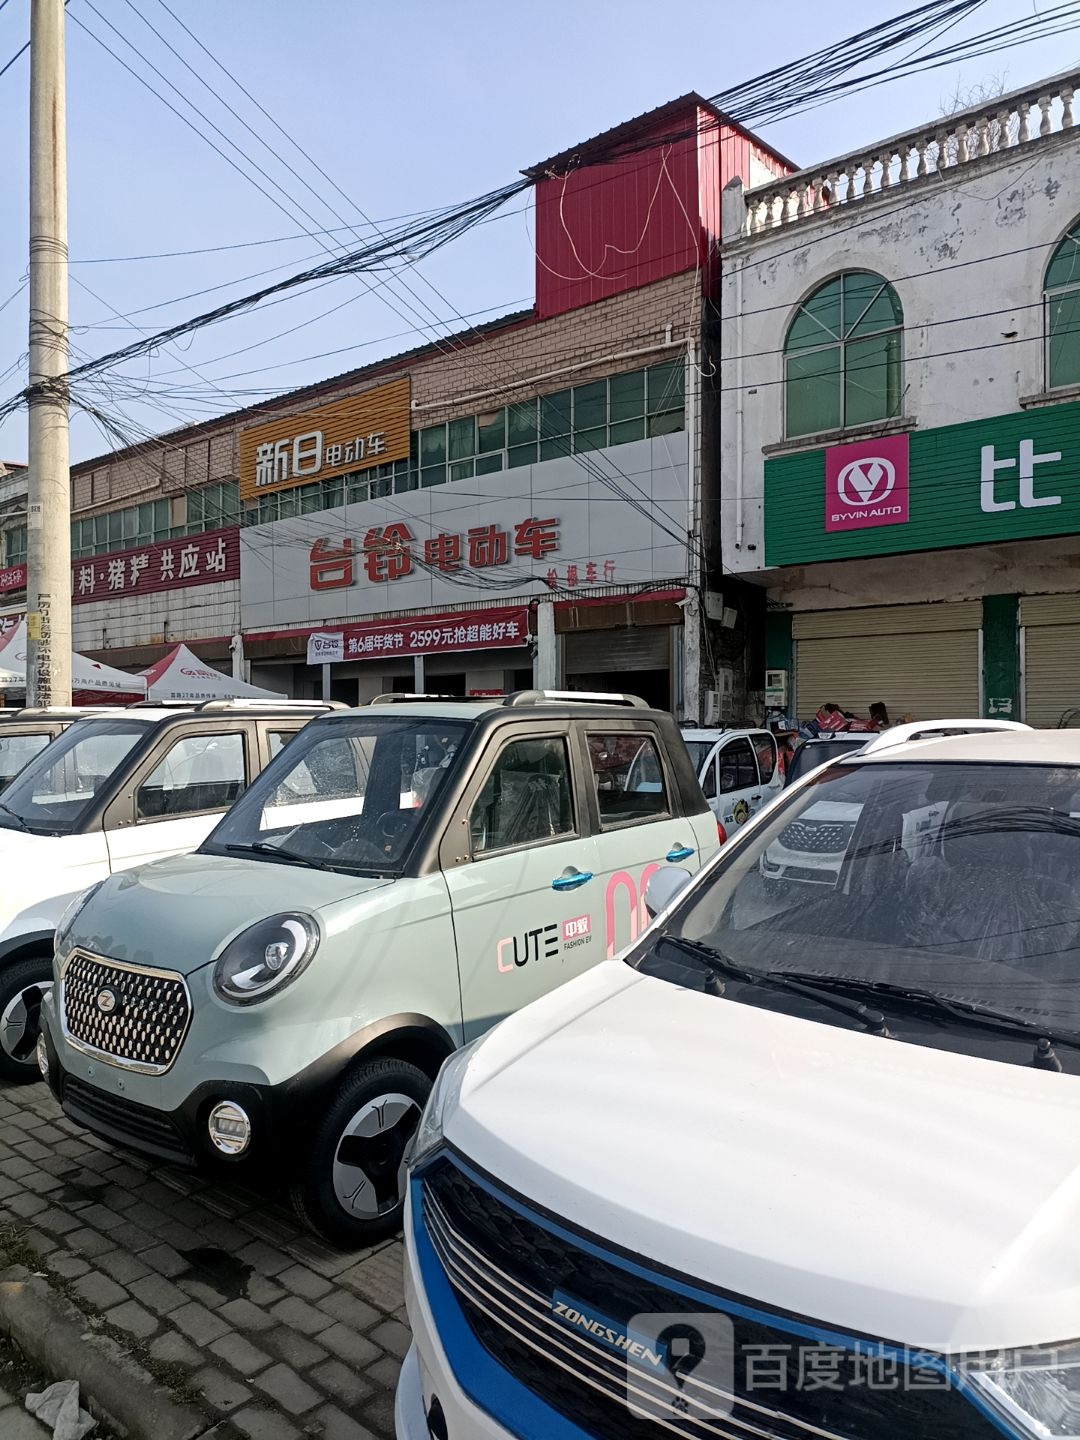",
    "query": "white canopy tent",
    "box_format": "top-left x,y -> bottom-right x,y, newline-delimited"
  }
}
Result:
140,644 -> 284,702
0,621 -> 147,696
